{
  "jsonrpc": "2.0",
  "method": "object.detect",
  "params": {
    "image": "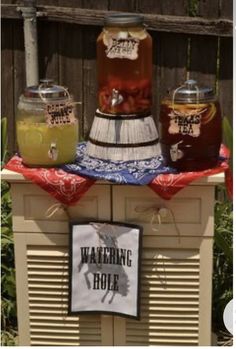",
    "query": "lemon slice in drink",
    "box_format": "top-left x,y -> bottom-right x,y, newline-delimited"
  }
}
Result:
129,29 -> 147,40
25,128 -> 43,146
